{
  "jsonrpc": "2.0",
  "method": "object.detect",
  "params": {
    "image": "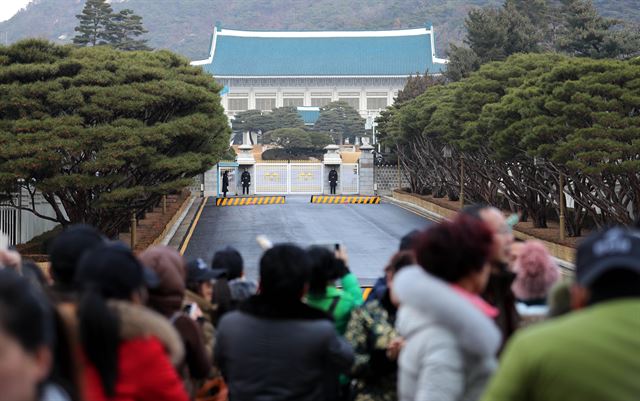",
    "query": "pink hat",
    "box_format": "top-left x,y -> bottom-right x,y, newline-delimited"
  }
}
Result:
512,241 -> 560,301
